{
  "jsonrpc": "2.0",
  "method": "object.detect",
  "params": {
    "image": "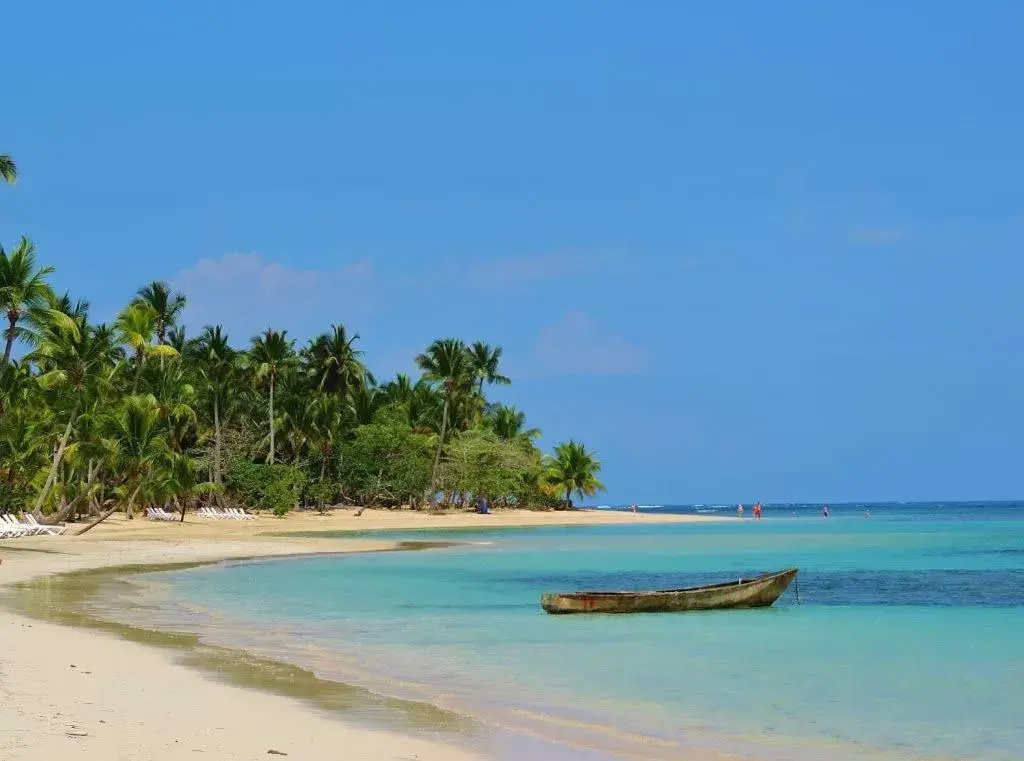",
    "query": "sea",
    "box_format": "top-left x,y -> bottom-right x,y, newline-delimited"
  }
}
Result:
96,502 -> 1023,761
